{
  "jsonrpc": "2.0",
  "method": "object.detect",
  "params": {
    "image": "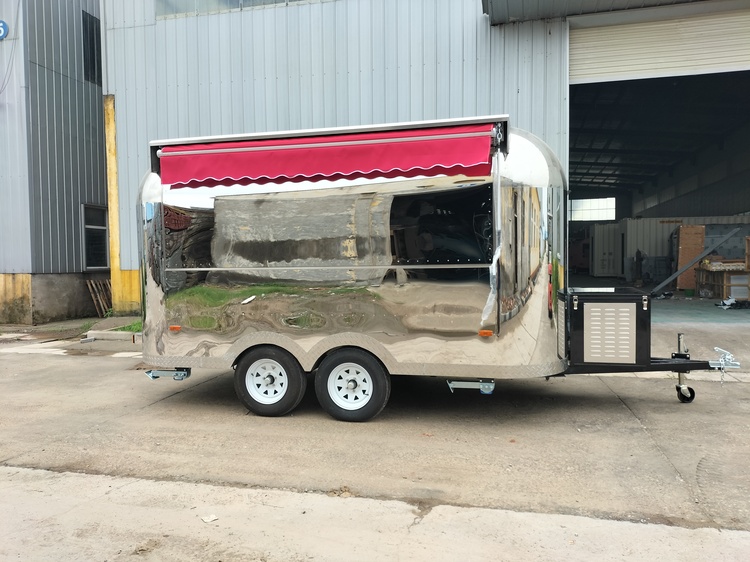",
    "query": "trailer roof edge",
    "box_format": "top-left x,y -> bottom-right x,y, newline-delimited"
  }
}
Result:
150,115 -> 510,148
